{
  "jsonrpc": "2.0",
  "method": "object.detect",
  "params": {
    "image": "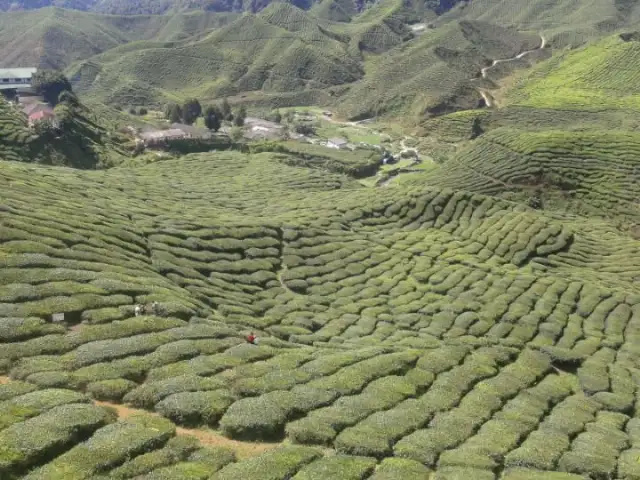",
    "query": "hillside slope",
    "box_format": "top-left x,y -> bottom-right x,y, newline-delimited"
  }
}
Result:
438,0 -> 640,46
69,3 -> 414,107
0,143 -> 639,478
334,18 -> 541,120
0,97 -> 125,167
0,0 -> 465,14
0,7 -> 237,69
